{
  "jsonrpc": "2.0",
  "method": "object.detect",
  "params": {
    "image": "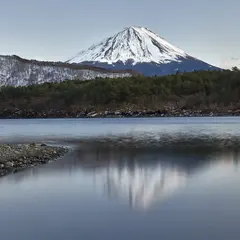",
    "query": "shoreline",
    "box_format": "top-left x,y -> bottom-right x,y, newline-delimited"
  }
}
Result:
0,143 -> 68,177
0,109 -> 240,119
